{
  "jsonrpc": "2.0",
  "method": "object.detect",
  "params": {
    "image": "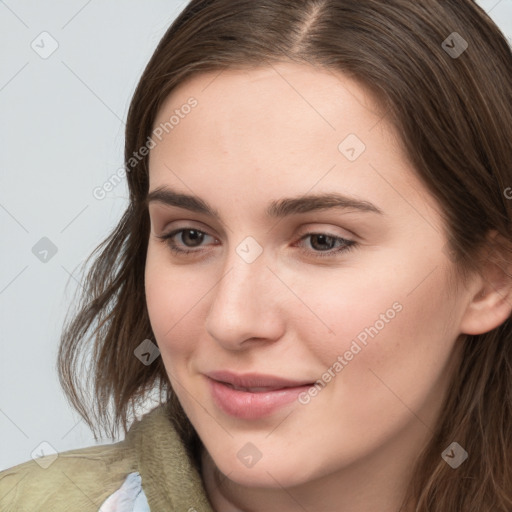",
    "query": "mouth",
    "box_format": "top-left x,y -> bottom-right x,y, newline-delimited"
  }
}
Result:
221,382 -> 293,392
206,369 -> 314,390
204,370 -> 315,420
